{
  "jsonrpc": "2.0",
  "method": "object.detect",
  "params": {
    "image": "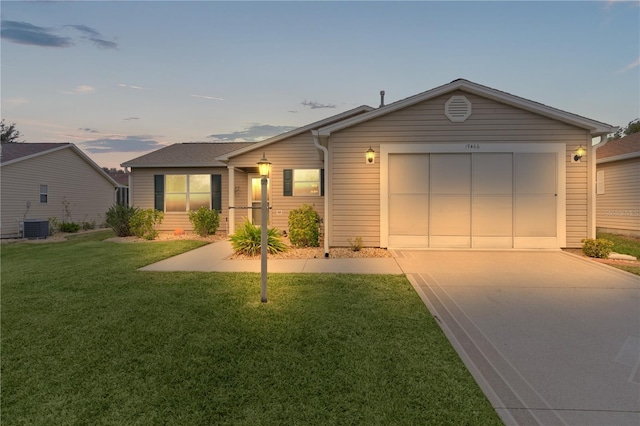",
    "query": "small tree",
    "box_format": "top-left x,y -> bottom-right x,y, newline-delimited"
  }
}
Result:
1,119 -> 23,143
